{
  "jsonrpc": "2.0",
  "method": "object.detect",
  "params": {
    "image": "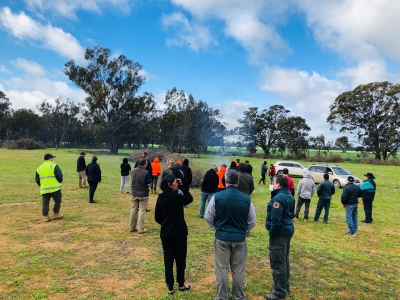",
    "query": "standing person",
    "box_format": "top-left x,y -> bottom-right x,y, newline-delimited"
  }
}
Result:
235,159 -> 240,168
293,170 -> 315,223
35,153 -> 64,222
134,151 -> 152,175
264,175 -> 295,300
180,159 -> 193,191
268,164 -> 276,185
217,164 -> 227,192
229,161 -> 238,171
341,176 -> 361,236
282,168 -> 295,198
238,163 -> 254,196
204,169 -> 256,300
130,158 -> 152,233
314,173 -> 335,223
258,161 -> 268,185
77,152 -> 87,188
120,158 -> 131,194
199,164 -> 219,218
151,157 -> 162,194
155,174 -> 193,295
86,156 -> 101,203
360,172 -> 376,223
245,160 -> 253,176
